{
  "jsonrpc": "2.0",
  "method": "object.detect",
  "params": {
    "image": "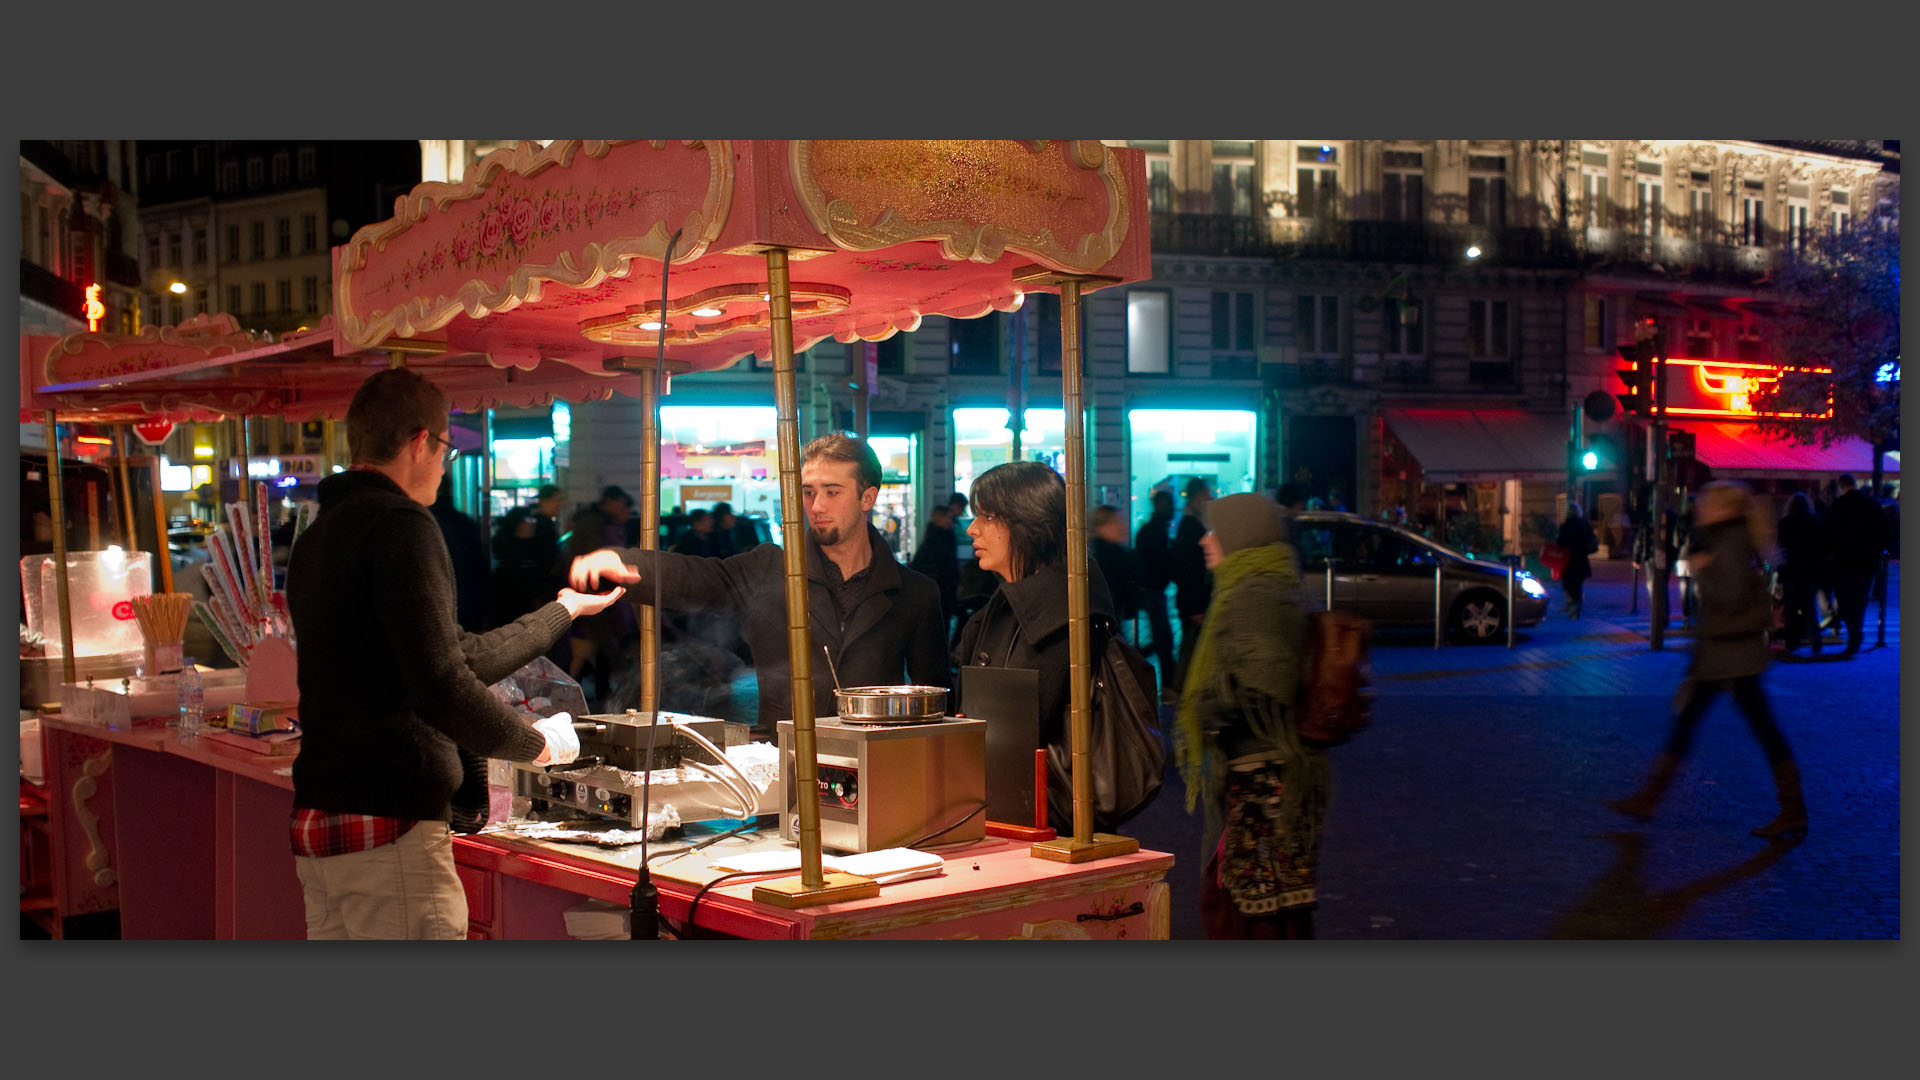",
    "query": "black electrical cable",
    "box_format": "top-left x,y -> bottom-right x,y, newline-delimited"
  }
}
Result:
629,228 -> 682,942
906,800 -> 991,850
661,868 -> 762,941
